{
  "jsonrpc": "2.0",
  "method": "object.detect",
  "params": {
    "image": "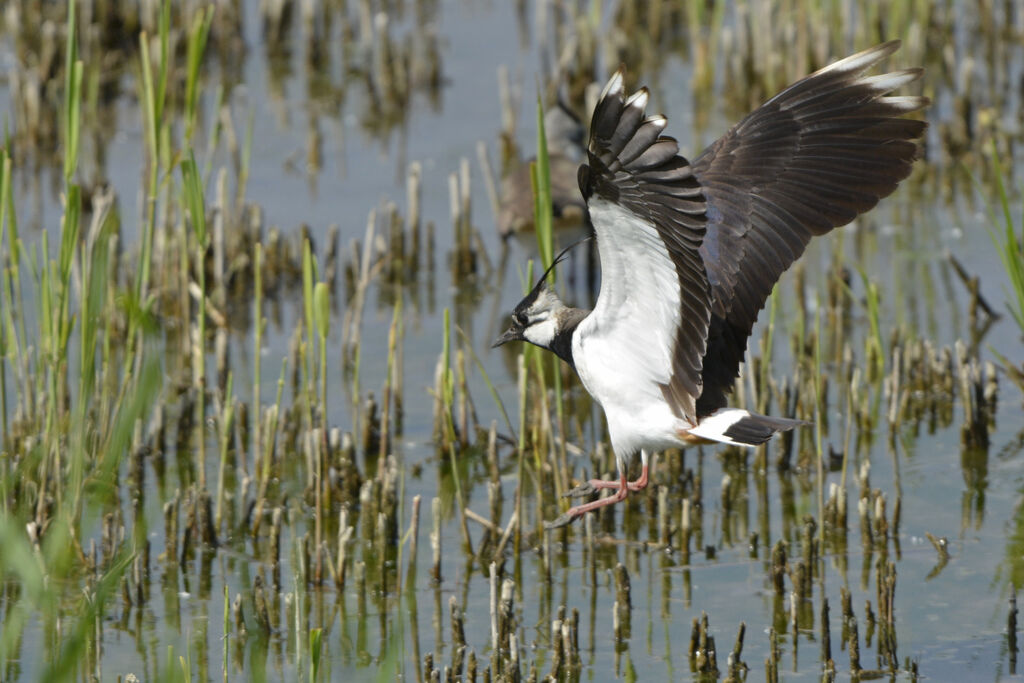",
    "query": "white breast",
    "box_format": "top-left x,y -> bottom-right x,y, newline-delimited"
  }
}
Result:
572,198 -> 693,457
